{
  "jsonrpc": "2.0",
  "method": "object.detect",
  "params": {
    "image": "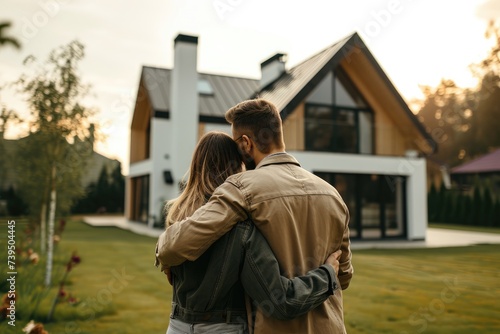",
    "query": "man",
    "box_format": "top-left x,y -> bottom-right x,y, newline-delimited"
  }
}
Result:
157,99 -> 353,333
